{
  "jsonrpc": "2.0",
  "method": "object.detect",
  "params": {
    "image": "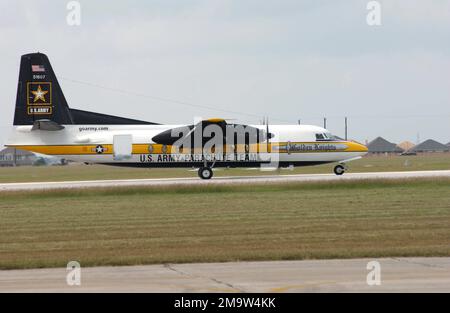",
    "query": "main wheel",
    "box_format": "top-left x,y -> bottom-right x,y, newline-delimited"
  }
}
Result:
198,167 -> 213,180
334,164 -> 345,176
